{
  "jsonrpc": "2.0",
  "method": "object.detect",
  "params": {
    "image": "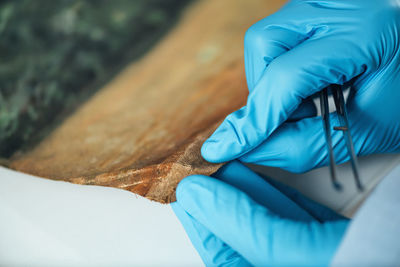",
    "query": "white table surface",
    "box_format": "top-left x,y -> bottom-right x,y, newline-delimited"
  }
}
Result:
0,167 -> 203,267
